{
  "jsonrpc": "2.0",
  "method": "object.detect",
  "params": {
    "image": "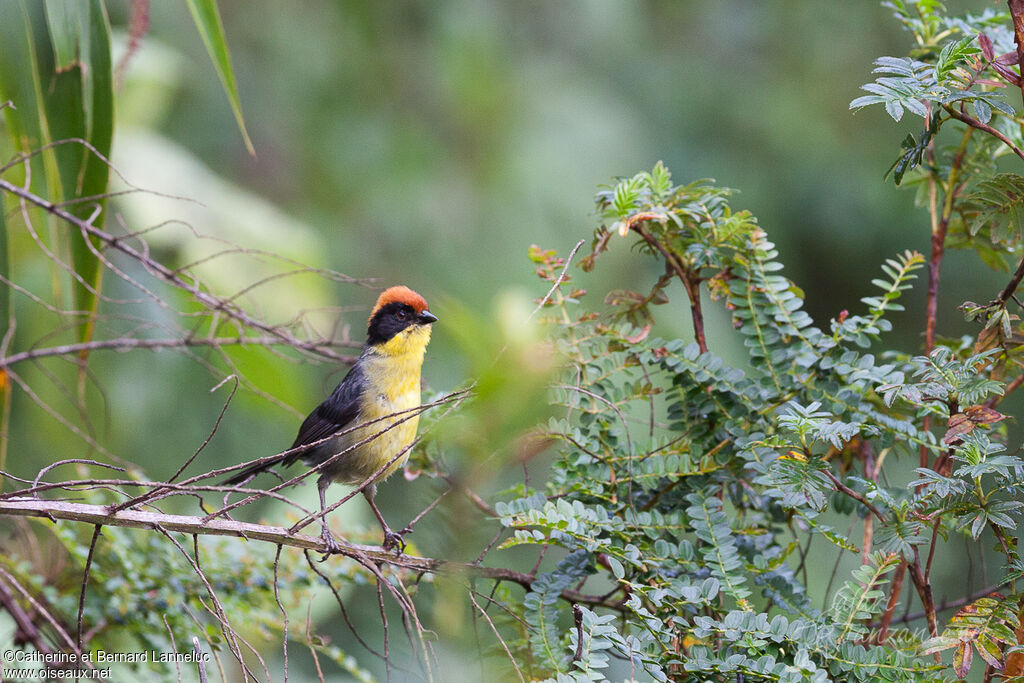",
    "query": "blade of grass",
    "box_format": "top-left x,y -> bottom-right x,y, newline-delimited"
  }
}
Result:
185,0 -> 255,156
68,0 -> 113,351
0,0 -> 48,192
43,0 -> 87,71
1,1 -> 112,348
